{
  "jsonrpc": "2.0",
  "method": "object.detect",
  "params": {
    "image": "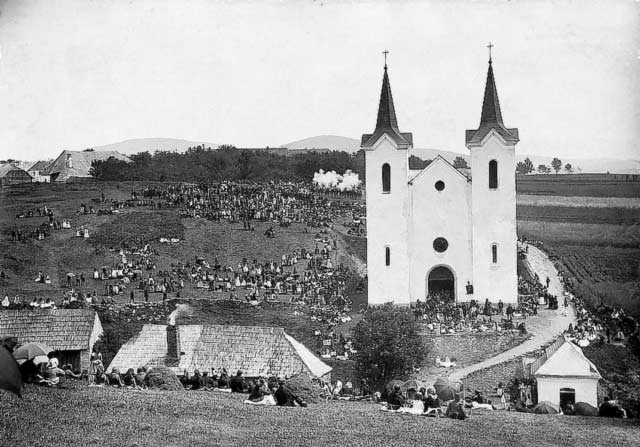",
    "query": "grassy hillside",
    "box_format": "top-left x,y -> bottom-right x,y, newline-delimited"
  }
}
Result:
1,385 -> 638,447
